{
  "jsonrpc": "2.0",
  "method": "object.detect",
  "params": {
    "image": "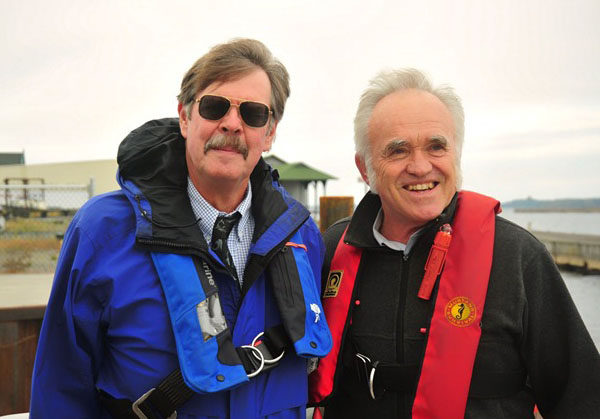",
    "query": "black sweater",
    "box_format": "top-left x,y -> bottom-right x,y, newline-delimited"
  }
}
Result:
322,192 -> 600,418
